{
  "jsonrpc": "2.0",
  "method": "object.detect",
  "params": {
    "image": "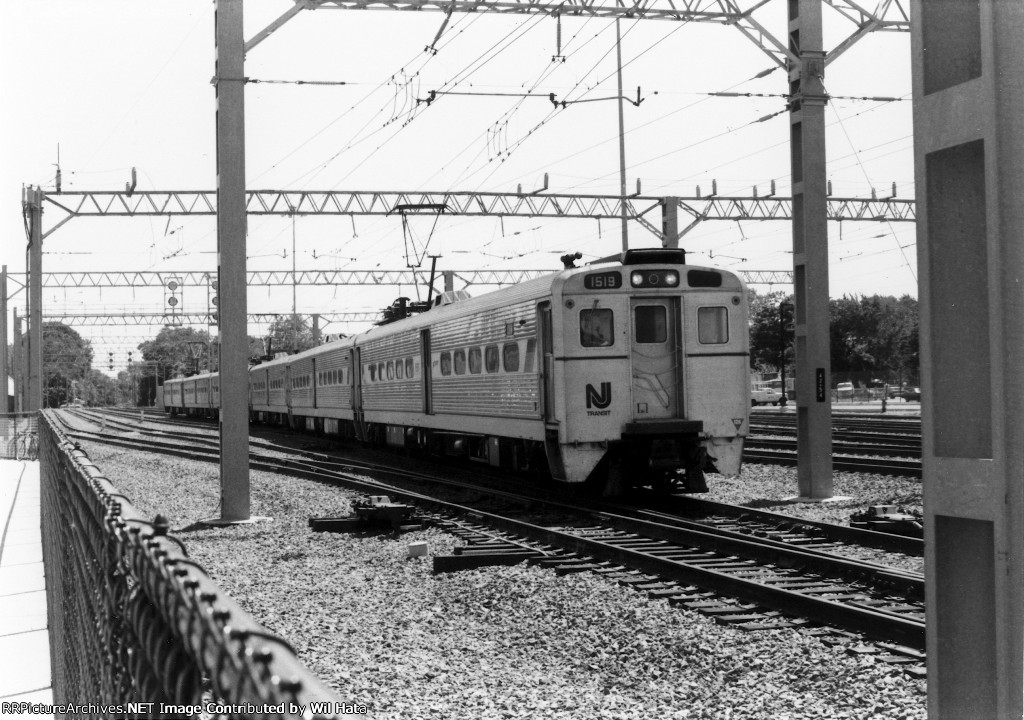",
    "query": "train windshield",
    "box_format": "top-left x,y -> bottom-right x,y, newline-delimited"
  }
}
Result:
580,308 -> 614,347
697,306 -> 729,344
